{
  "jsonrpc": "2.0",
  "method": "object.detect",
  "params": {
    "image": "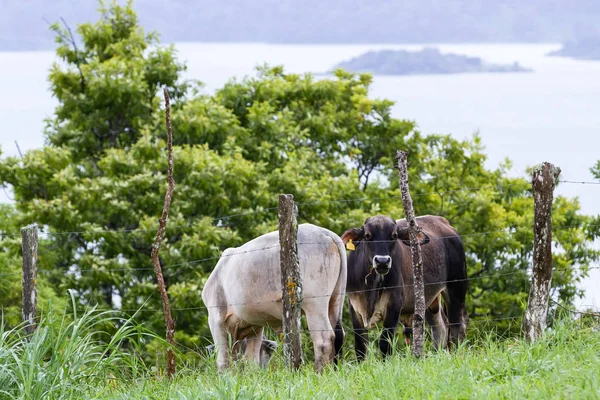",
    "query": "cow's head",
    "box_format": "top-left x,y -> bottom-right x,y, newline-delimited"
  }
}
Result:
341,215 -> 430,276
